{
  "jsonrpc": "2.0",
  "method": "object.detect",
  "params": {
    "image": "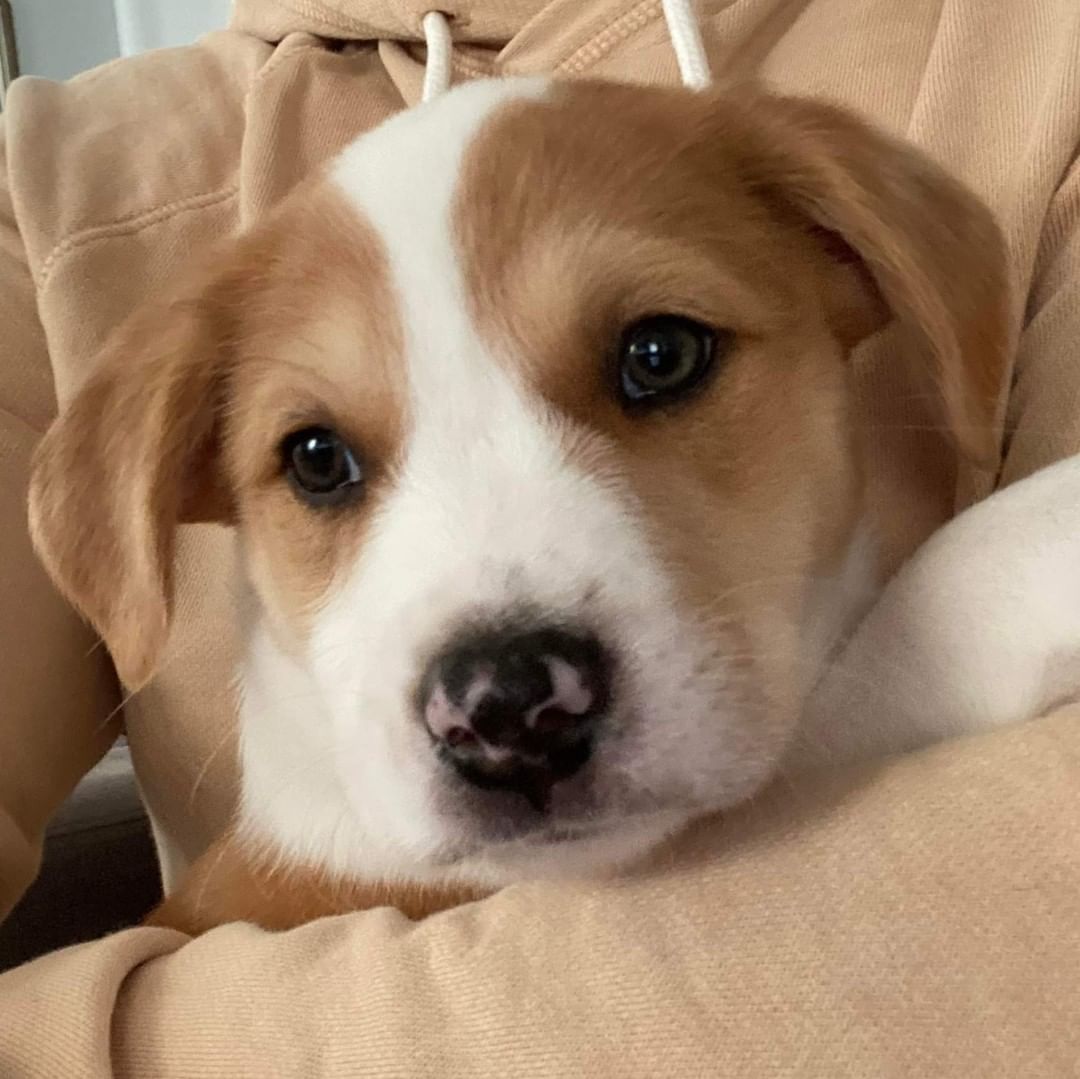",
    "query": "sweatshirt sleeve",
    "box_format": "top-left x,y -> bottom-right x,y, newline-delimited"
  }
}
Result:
0,126 -> 121,922
0,705 -> 1077,1078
